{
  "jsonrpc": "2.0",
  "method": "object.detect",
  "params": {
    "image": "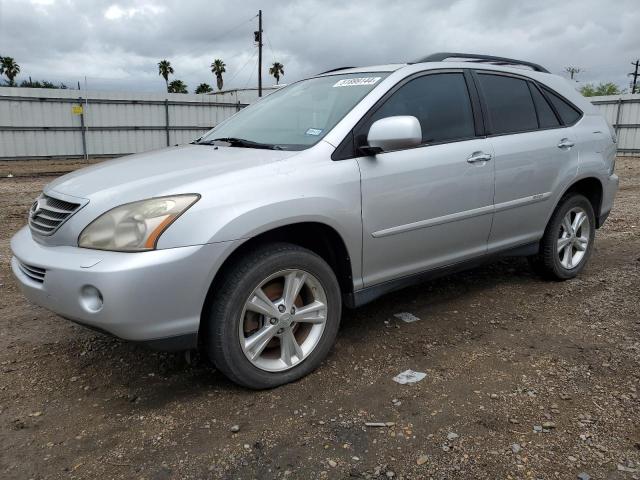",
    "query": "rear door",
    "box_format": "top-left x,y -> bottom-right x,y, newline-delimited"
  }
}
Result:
474,71 -> 580,252
355,71 -> 495,286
